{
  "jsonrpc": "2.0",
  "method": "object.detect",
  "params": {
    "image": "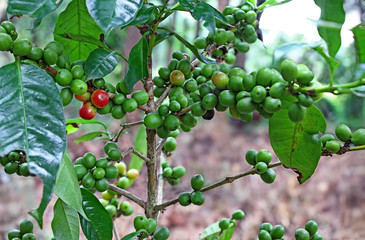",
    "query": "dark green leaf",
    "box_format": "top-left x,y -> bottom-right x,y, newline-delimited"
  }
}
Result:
158,27 -> 216,64
127,5 -> 155,26
75,131 -> 106,144
86,0 -> 143,35
7,0 -> 64,27
269,97 -> 326,183
154,33 -> 174,46
352,23 -> 365,63
129,125 -> 147,170
121,230 -> 148,240
0,62 -> 66,227
54,0 -> 103,63
124,37 -> 149,92
192,2 -> 227,34
314,0 -> 345,57
54,152 -> 87,219
55,33 -> 108,49
51,199 -> 80,240
80,188 -> 113,240
84,49 -> 118,80
178,0 -> 196,11
257,0 -> 292,10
